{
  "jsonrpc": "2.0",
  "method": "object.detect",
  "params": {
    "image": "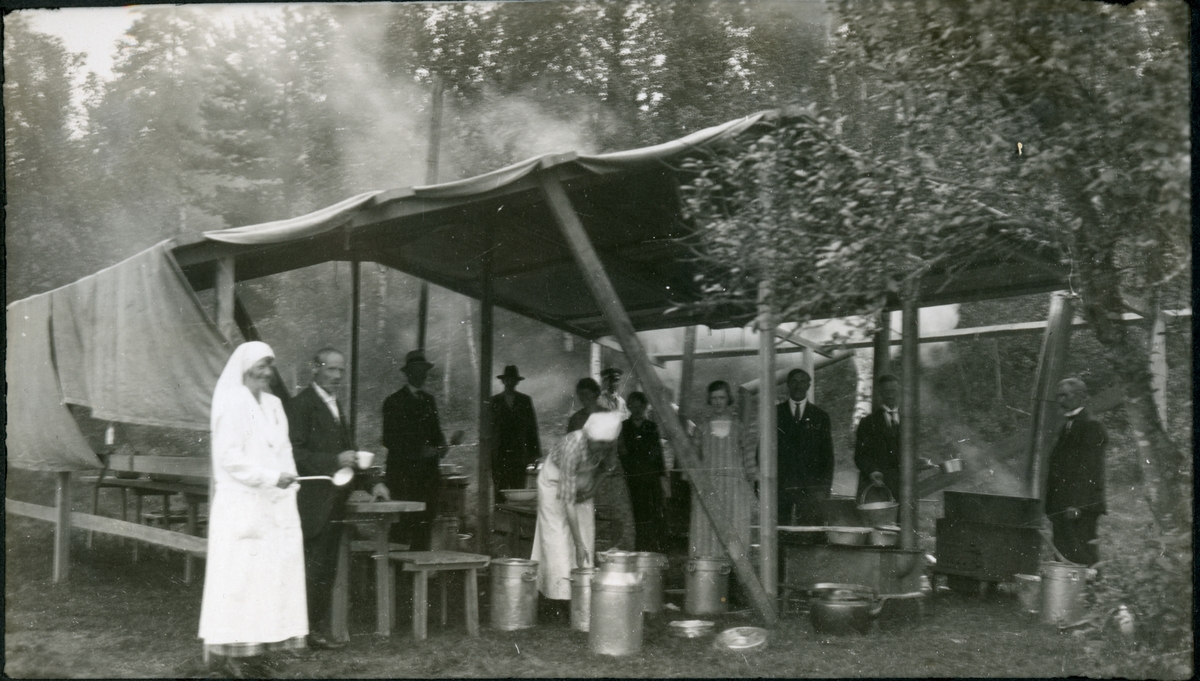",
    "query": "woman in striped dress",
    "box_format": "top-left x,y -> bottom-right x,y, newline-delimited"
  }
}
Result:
688,381 -> 758,560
